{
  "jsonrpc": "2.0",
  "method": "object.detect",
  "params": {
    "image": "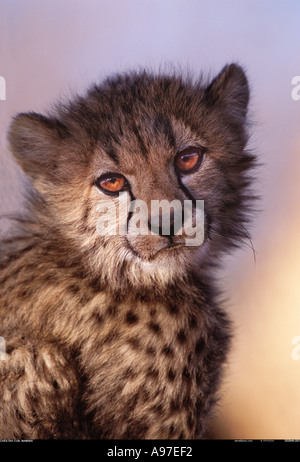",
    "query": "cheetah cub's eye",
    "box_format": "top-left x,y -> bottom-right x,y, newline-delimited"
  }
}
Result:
95,173 -> 128,195
175,147 -> 205,174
